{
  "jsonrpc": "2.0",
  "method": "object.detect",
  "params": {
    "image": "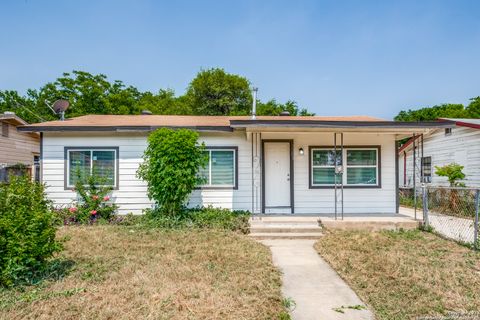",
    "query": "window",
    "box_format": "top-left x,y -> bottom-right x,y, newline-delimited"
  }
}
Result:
445,128 -> 452,136
421,156 -> 432,183
2,123 -> 8,137
310,147 -> 380,188
33,155 -> 40,182
198,147 -> 237,188
311,149 -> 342,185
65,148 -> 118,189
